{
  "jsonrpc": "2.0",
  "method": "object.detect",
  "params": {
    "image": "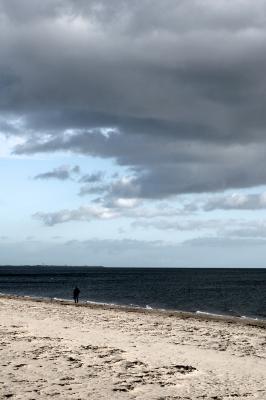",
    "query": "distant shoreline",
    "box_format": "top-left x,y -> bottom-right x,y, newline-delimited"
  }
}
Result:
0,265 -> 266,269
0,265 -> 105,268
